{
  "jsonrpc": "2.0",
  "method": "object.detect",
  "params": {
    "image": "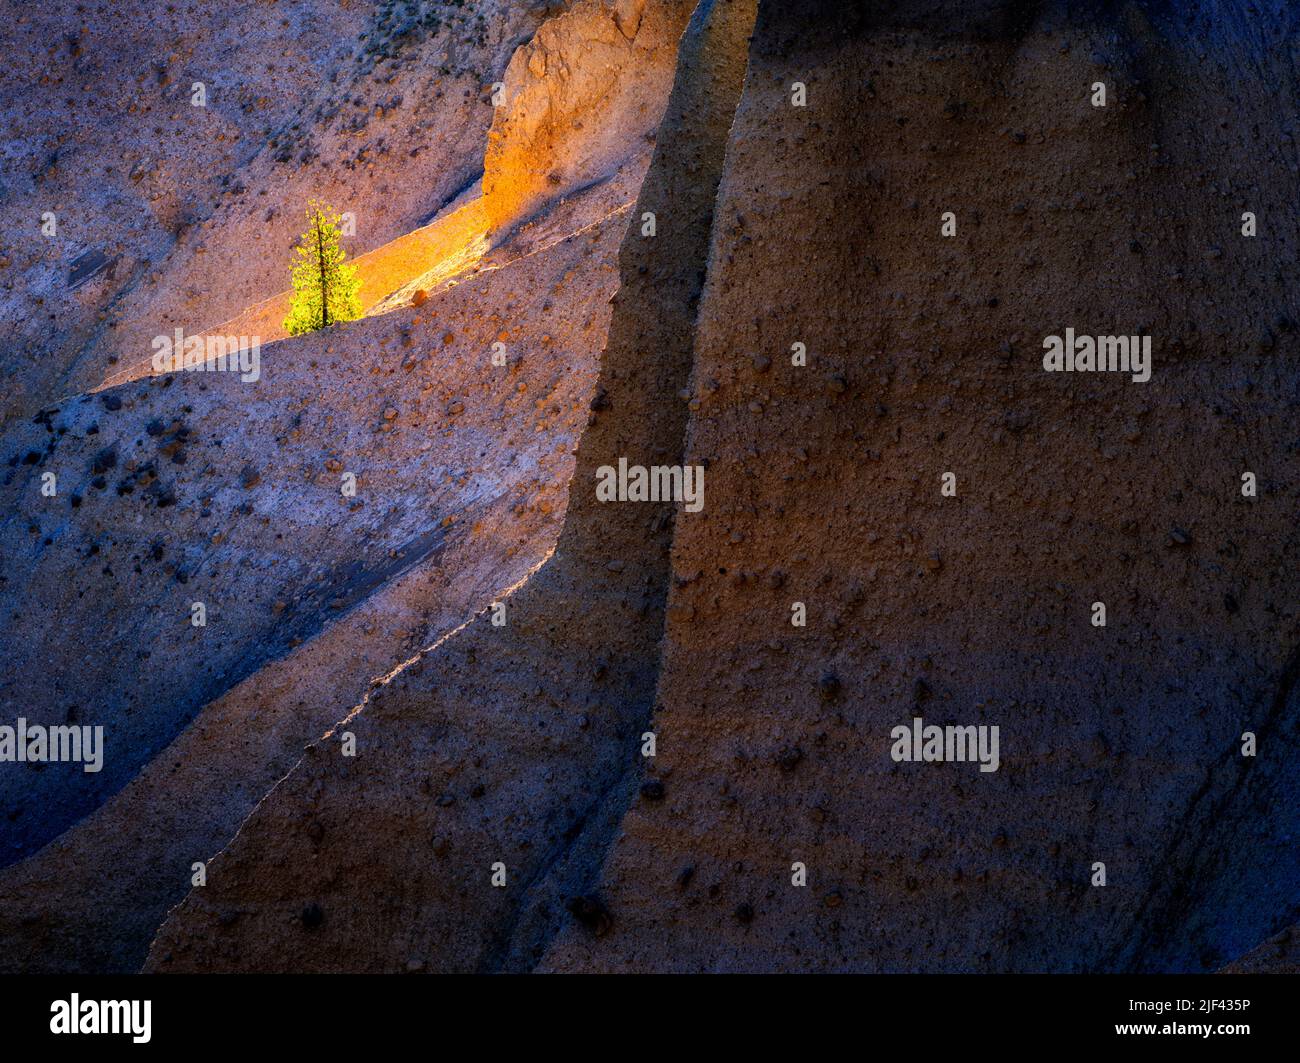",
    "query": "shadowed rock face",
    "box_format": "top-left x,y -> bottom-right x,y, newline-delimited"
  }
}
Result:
539,0 -> 1300,973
